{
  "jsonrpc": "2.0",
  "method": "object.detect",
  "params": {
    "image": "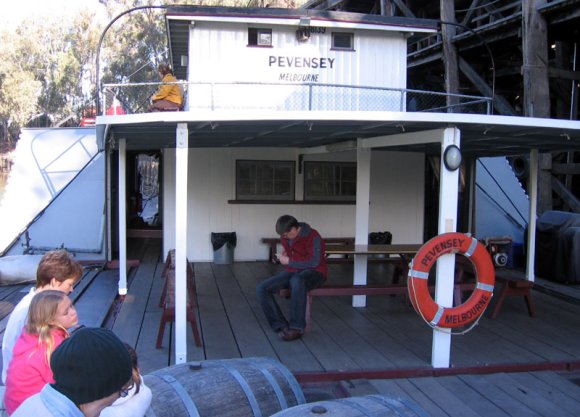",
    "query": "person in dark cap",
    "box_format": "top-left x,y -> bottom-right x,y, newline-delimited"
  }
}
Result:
12,327 -> 133,417
256,215 -> 327,341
